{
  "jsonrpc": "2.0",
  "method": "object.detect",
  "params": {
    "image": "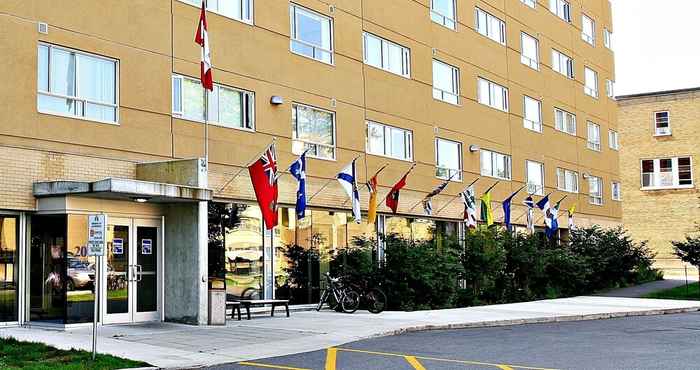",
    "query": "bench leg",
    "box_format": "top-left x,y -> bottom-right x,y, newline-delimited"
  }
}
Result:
246,305 -> 251,320
271,304 -> 275,317
237,306 -> 241,321
285,304 -> 290,317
